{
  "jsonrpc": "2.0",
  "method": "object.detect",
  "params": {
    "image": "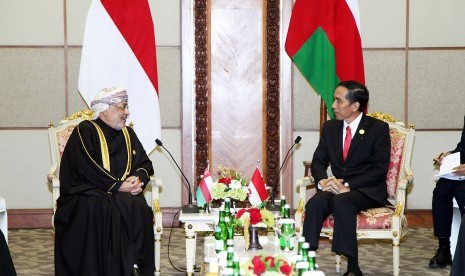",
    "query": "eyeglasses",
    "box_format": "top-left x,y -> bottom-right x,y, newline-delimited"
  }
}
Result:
112,104 -> 129,111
